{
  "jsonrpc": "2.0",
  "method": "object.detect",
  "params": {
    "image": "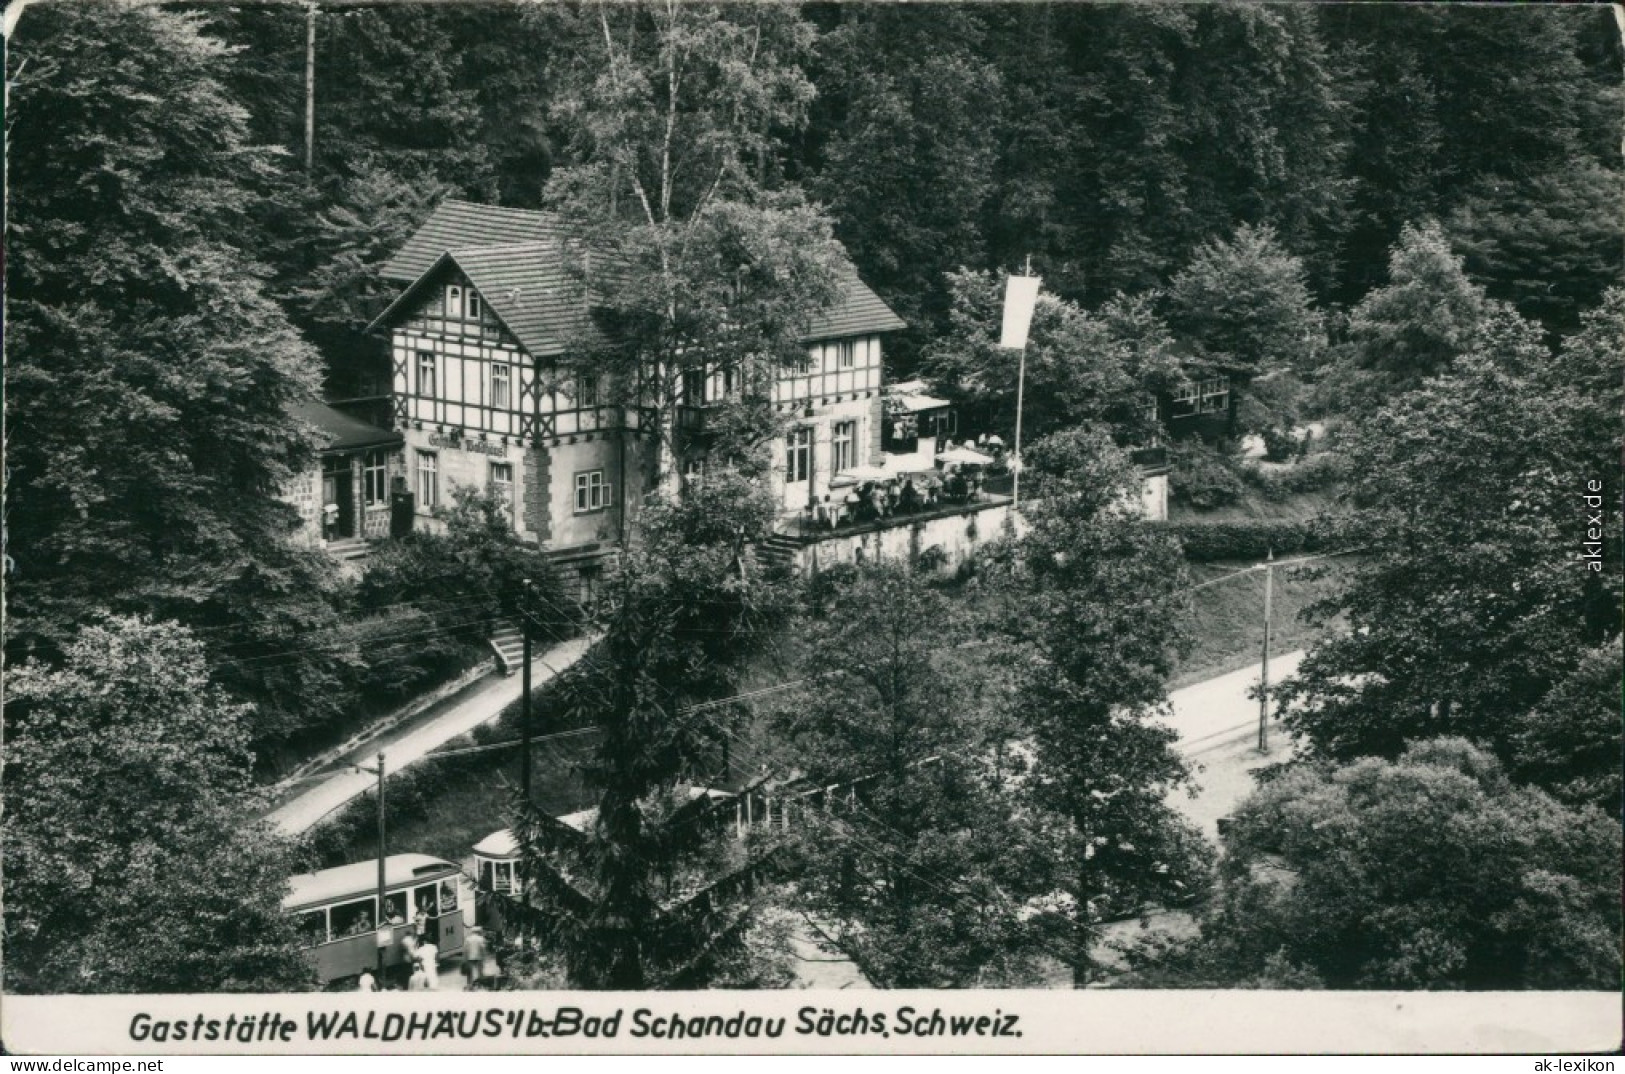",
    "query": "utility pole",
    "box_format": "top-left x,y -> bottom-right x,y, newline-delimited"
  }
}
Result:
1258,550 -> 1275,752
520,582 -> 534,803
304,3 -> 317,174
354,751 -> 387,980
